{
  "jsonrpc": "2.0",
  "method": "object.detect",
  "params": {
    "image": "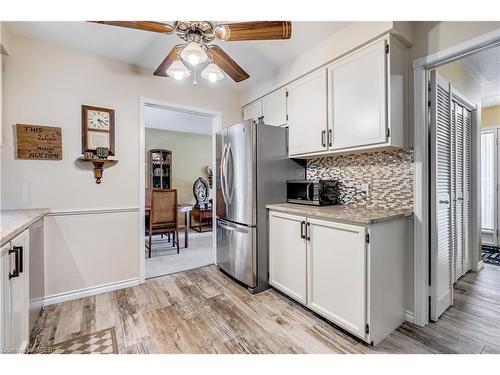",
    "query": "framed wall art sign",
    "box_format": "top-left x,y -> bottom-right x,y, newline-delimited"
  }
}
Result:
16,124 -> 62,160
82,105 -> 115,155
